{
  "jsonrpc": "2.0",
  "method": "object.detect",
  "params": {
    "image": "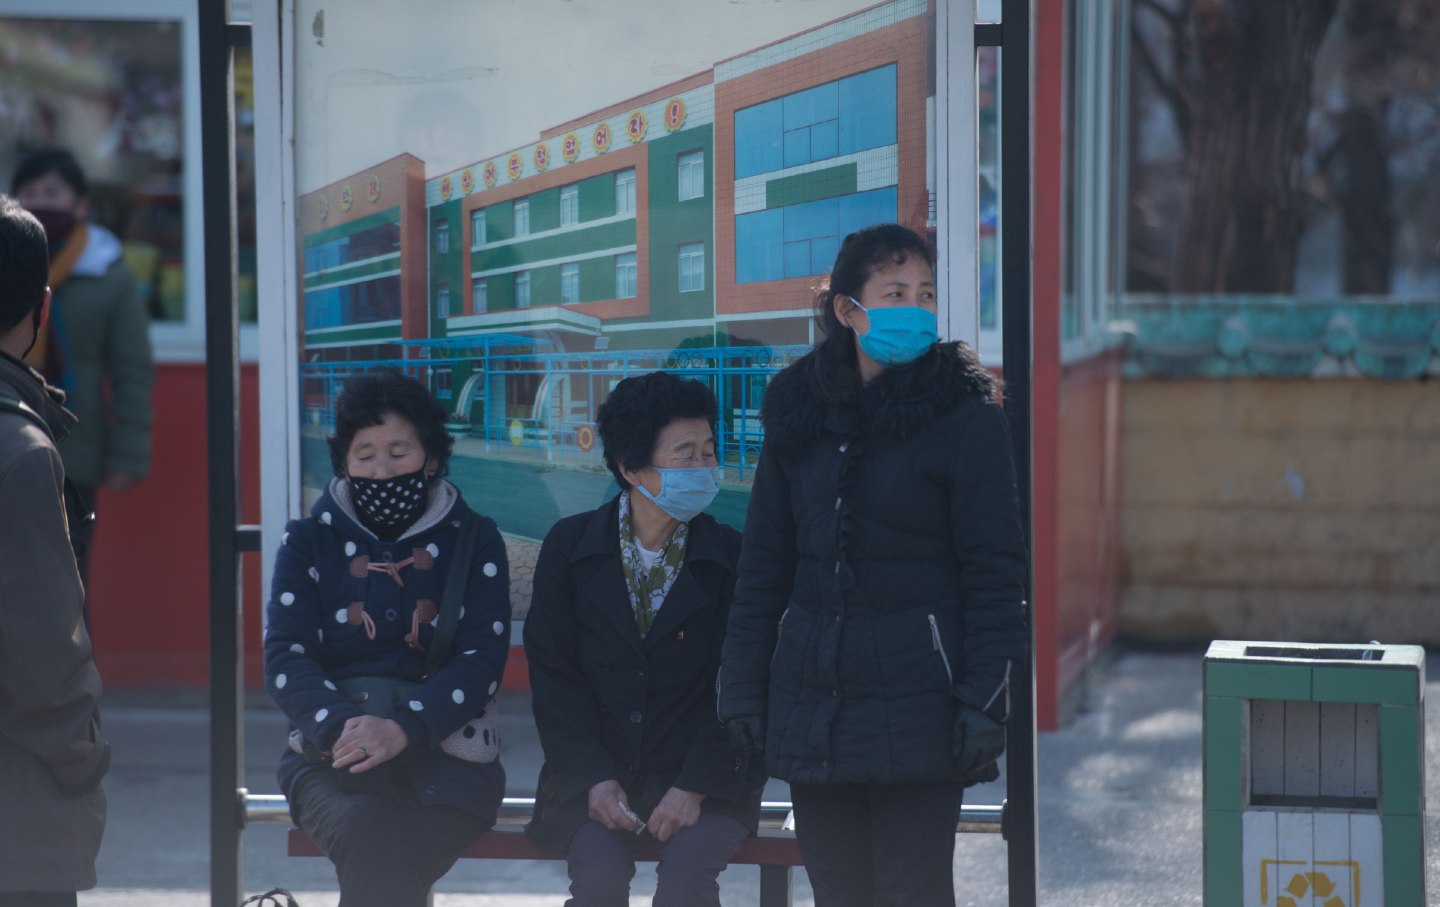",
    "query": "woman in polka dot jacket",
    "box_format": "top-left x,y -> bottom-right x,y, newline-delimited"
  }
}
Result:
264,371 -> 510,907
